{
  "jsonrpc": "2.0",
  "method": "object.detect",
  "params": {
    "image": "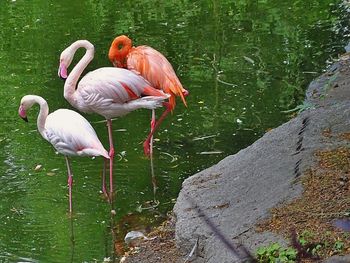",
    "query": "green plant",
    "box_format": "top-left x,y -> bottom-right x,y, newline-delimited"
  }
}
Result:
311,244 -> 323,255
333,240 -> 344,252
298,230 -> 314,245
256,243 -> 297,262
298,230 -> 323,256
